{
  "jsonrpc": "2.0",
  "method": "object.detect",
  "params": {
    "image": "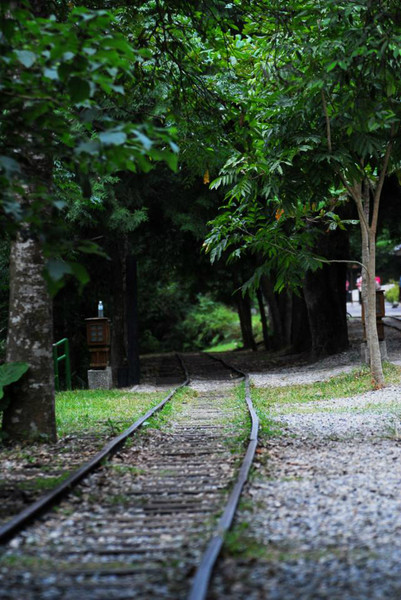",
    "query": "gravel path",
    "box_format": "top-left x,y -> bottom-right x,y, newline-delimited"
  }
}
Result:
210,321 -> 401,600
